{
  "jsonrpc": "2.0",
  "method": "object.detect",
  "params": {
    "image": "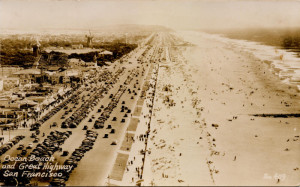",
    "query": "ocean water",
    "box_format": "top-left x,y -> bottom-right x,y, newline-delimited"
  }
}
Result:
179,31 -> 300,91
